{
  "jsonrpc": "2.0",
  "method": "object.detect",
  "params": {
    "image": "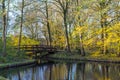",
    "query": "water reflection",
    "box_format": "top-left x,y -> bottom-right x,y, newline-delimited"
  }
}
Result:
0,62 -> 120,80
